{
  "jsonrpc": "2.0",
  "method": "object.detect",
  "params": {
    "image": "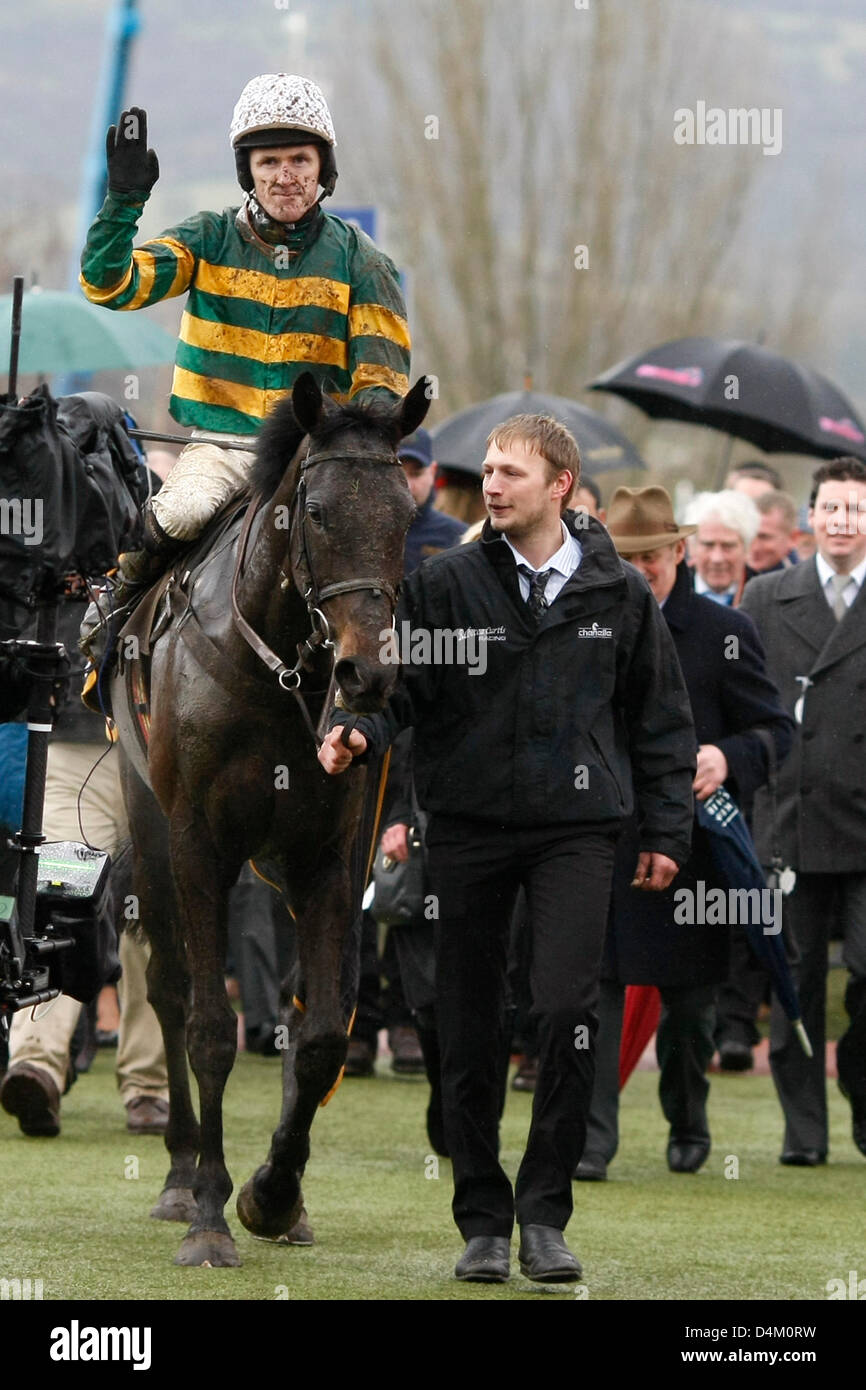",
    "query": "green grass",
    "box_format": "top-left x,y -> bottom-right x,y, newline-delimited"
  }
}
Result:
0,1050 -> 861,1301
